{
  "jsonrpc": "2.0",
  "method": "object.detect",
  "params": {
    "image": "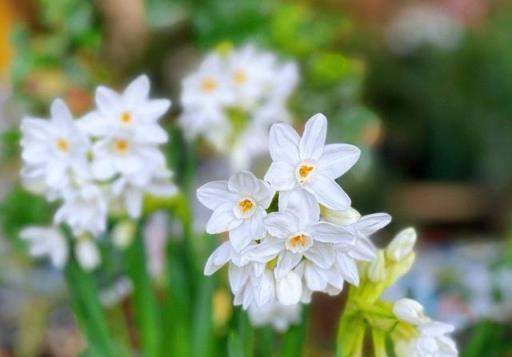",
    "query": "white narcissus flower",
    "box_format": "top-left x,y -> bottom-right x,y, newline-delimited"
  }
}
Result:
197,171 -> 274,251
54,183 -> 108,236
20,99 -> 90,190
264,113 -> 360,210
248,301 -> 301,332
386,227 -> 417,262
393,298 -> 458,357
78,75 -> 170,143
75,238 -> 101,272
20,227 -> 68,268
